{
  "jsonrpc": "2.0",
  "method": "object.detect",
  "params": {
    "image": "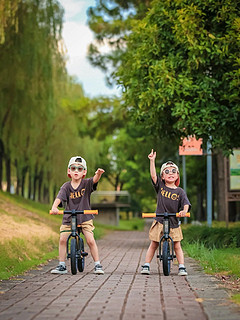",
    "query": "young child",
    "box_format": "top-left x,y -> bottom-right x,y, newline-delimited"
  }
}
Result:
51,156 -> 105,275
141,149 -> 191,276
